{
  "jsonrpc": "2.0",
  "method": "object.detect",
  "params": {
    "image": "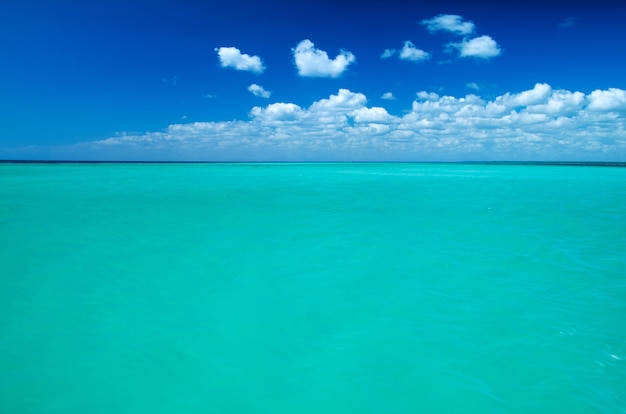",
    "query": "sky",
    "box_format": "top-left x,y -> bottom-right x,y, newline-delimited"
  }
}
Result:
1,0 -> 626,161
